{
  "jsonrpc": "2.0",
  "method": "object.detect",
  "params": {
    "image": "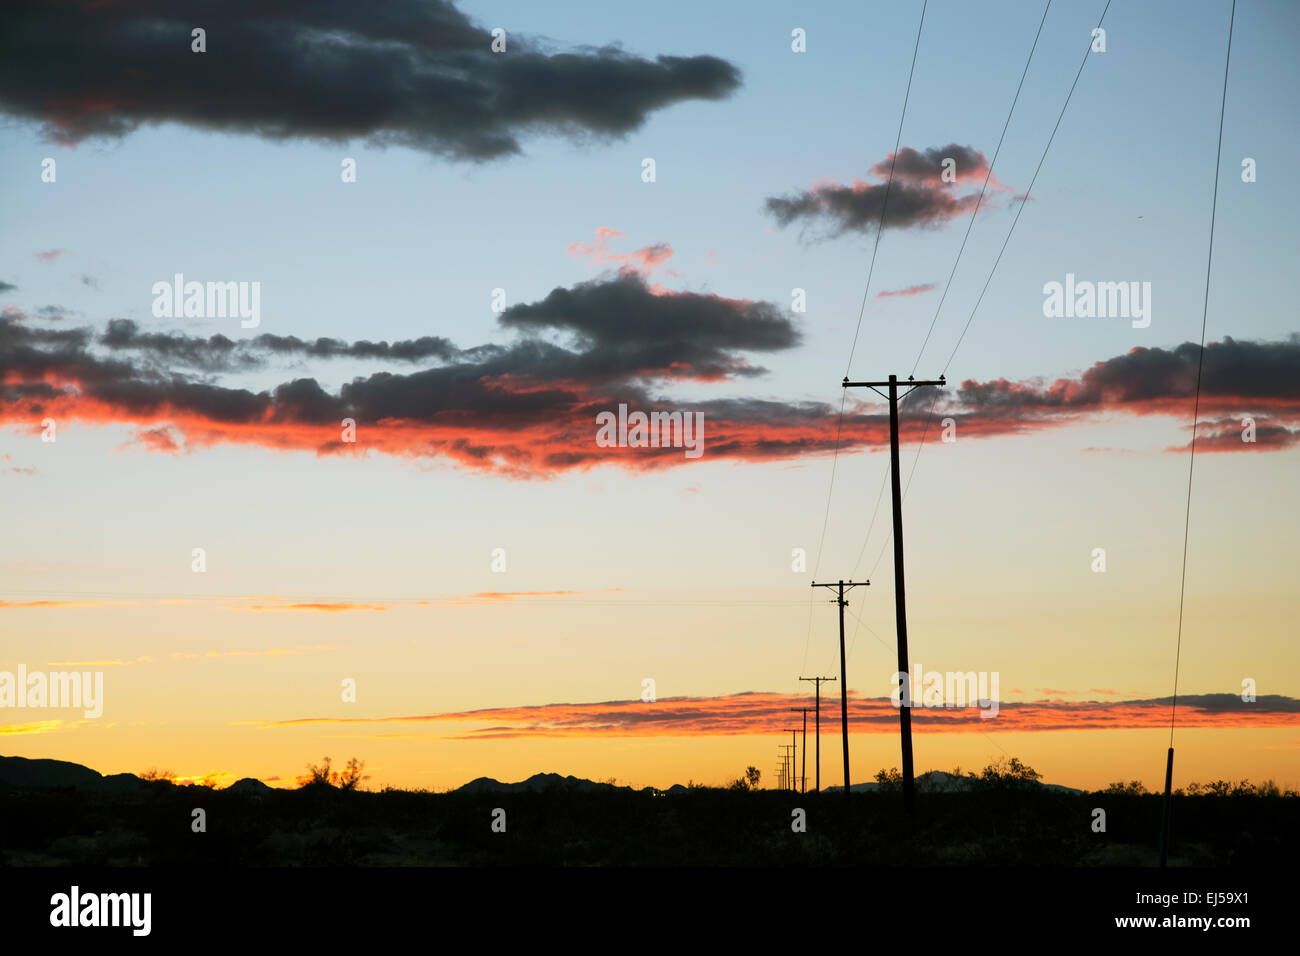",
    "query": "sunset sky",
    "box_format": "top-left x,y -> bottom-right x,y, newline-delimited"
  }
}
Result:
1,0 -> 1297,793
